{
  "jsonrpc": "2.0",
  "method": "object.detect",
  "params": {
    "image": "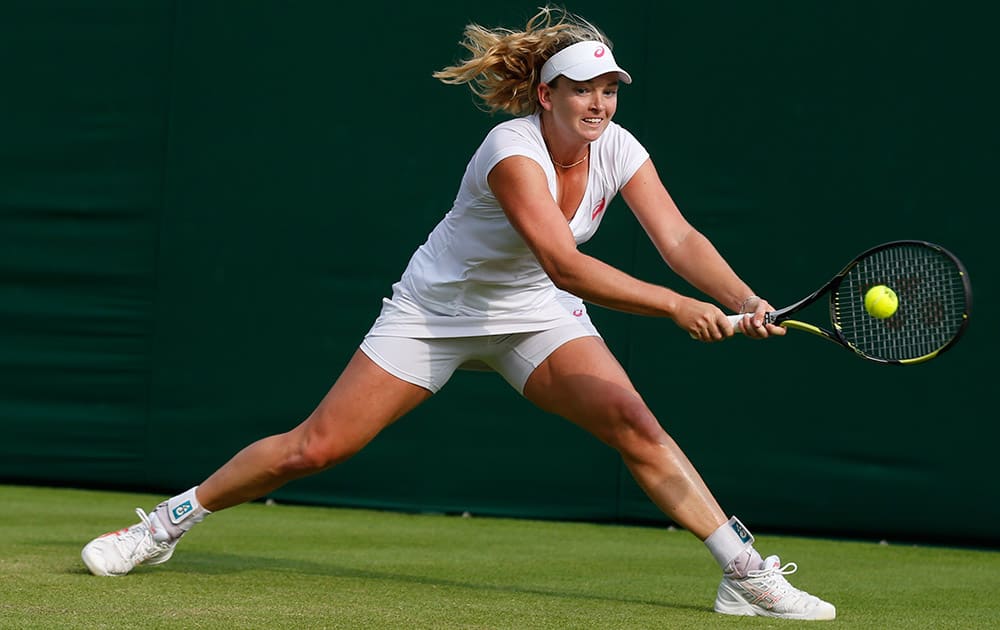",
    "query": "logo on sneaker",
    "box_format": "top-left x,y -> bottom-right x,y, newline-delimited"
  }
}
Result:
731,519 -> 752,543
736,580 -> 782,609
103,527 -> 129,538
171,500 -> 193,521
